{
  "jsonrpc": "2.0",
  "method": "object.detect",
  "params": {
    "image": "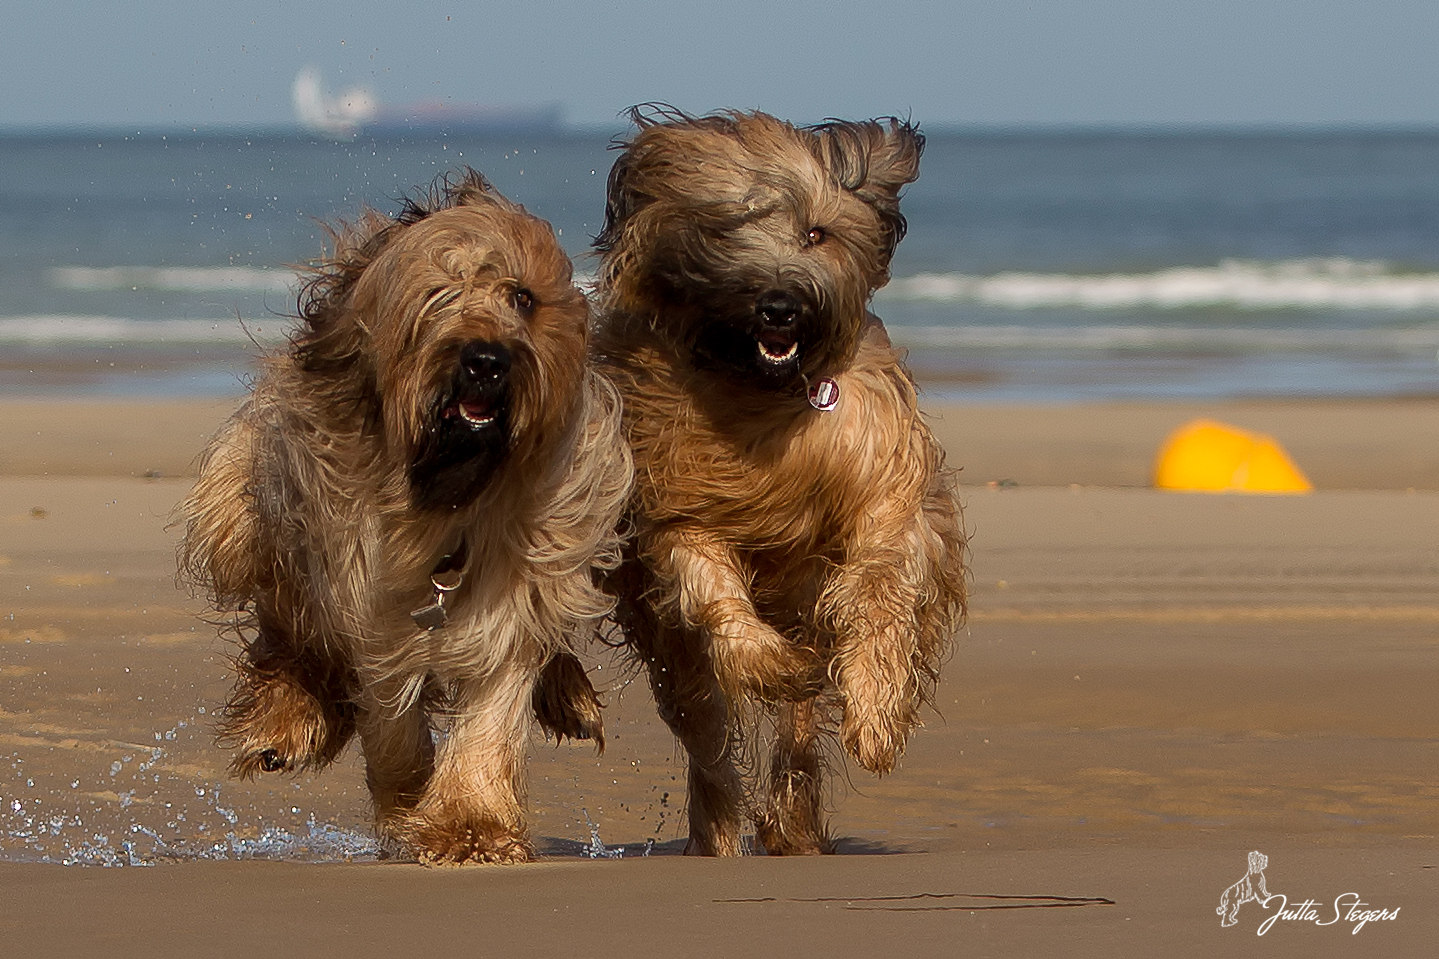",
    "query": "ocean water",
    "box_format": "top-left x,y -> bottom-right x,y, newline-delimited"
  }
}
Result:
3,128 -> 1438,401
